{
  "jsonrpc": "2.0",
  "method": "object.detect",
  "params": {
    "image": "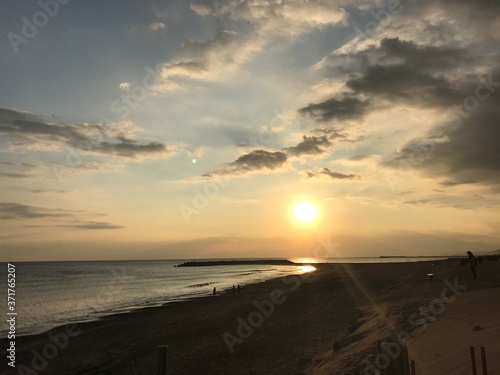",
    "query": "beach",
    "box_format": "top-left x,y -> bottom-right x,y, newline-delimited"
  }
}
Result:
2,259 -> 499,375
